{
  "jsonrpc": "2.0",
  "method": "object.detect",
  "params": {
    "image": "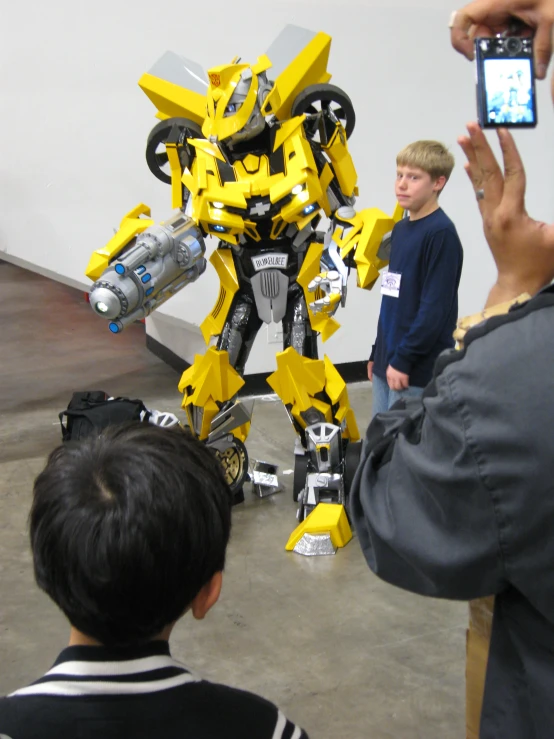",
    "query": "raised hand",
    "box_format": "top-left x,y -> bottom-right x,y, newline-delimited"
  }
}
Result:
458,122 -> 554,304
